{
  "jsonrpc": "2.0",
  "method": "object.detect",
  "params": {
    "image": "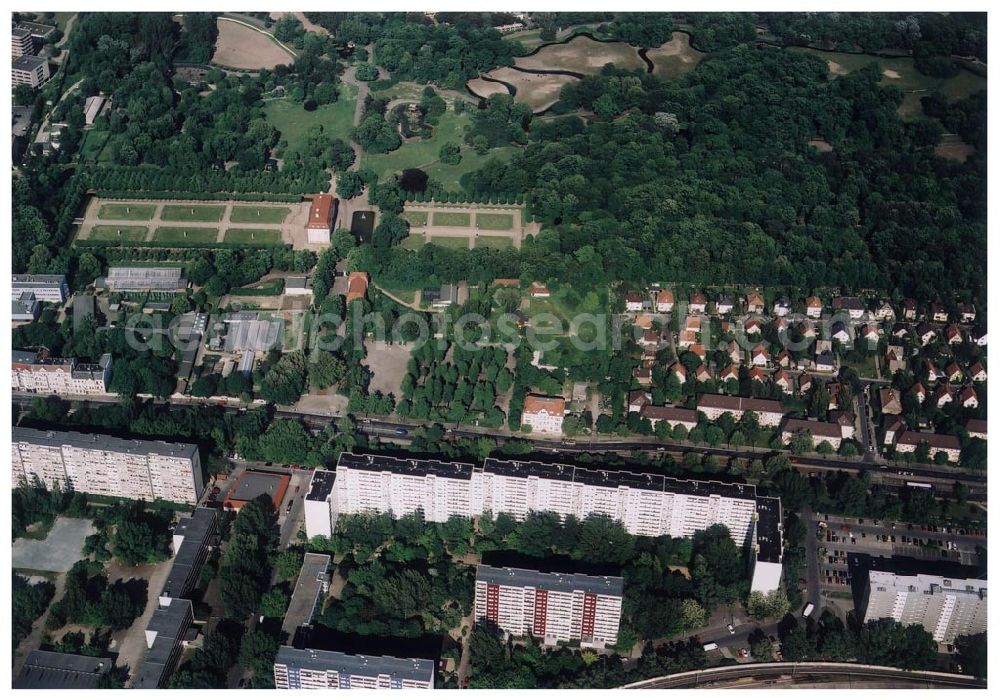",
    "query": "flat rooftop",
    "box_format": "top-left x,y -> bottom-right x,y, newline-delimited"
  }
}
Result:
12,273 -> 66,287
225,470 -> 289,510
12,426 -> 199,461
338,452 -> 476,480
476,564 -> 624,597
132,599 -> 192,689
13,54 -> 47,71
281,553 -> 331,638
274,646 -> 434,684
306,469 -> 336,502
14,651 -> 113,689
161,507 -> 218,599
755,496 -> 783,563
